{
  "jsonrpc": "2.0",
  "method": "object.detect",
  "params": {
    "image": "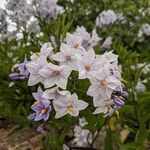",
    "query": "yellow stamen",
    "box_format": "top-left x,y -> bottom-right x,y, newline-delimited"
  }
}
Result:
33,101 -> 39,105
117,67 -> 122,73
117,96 -> 125,100
115,110 -> 120,119
120,78 -> 127,83
100,80 -> 108,87
41,109 -> 47,114
74,43 -> 79,49
68,105 -> 73,113
106,104 -> 112,110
